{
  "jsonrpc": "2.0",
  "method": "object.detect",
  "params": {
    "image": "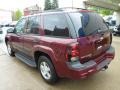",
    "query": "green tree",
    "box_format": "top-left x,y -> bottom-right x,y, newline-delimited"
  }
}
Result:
14,10 -> 22,20
44,0 -> 52,10
88,6 -> 113,16
51,0 -> 59,9
99,9 -> 113,16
